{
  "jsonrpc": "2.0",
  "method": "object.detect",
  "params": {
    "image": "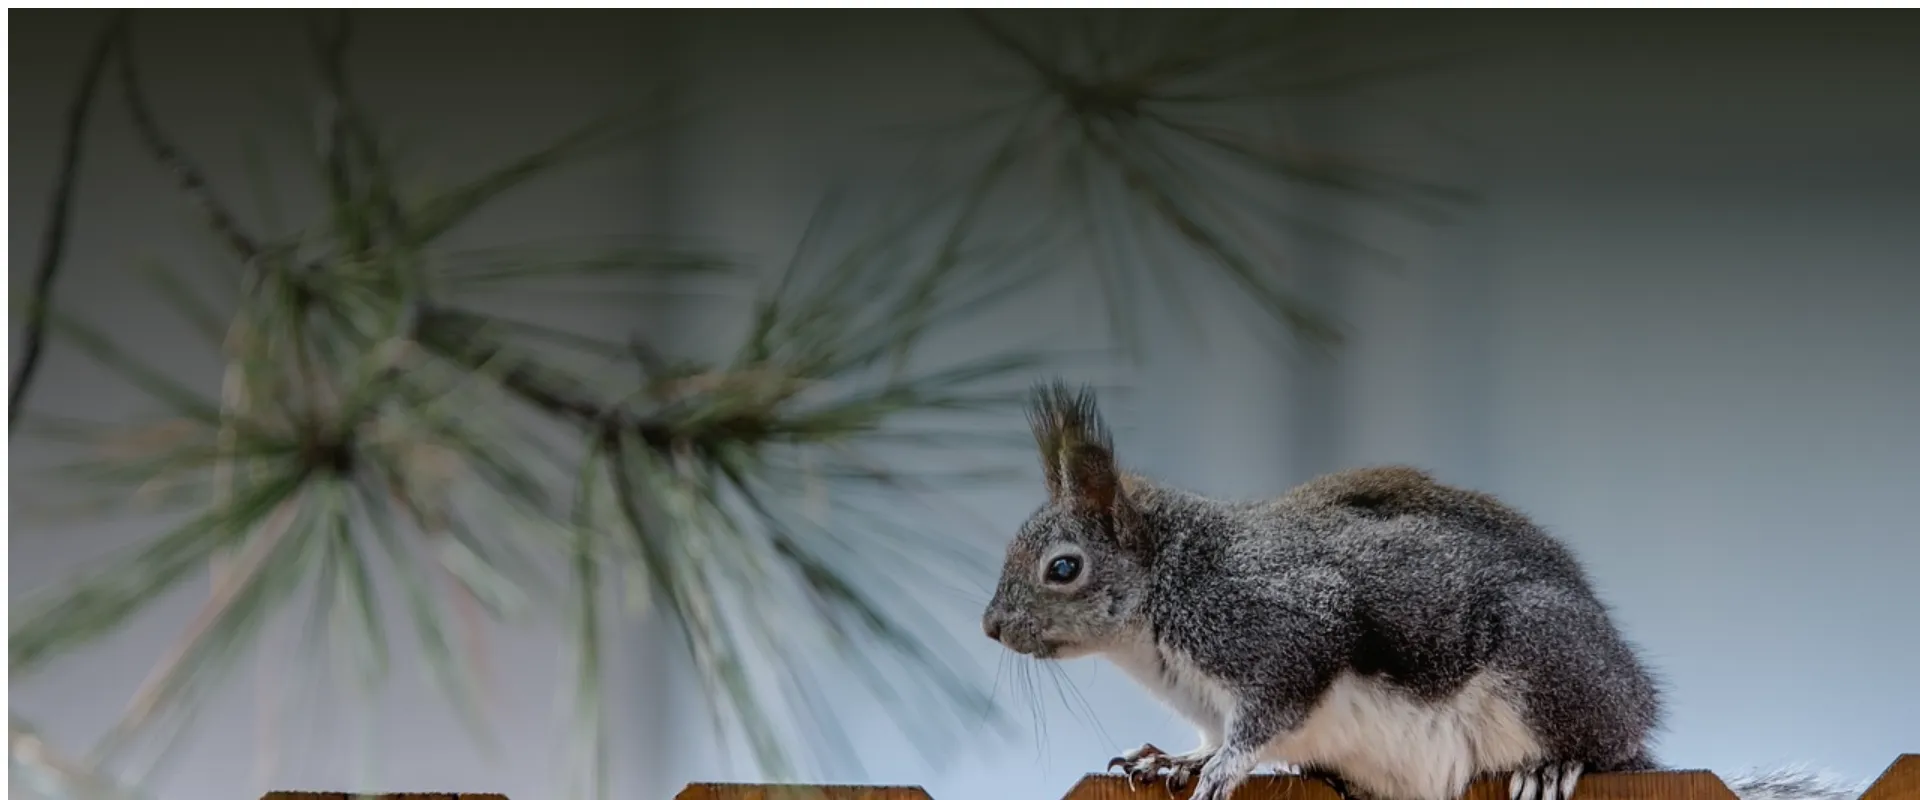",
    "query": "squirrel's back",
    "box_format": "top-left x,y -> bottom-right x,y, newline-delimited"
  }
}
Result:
1281,465 -> 1502,519
1279,465 -> 1559,546
1266,465 -> 1604,596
